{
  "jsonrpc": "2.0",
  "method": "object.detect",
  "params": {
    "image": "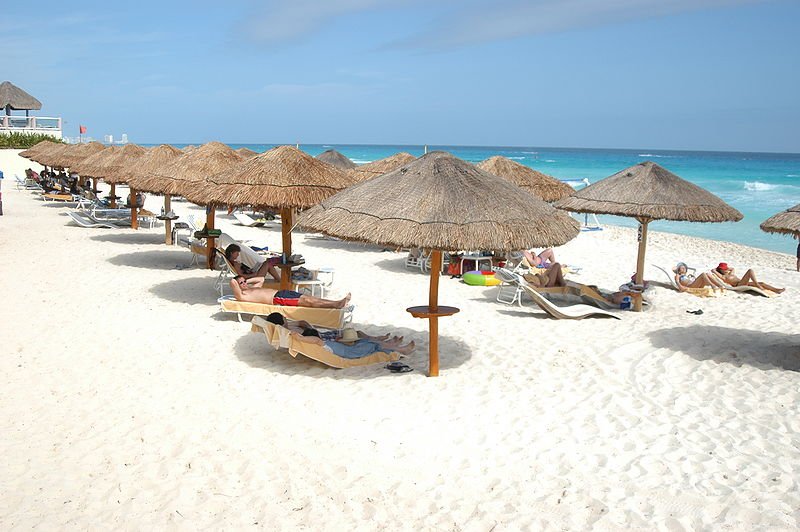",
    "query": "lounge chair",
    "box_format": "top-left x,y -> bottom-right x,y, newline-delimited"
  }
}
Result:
653,264 -> 726,297
707,271 -> 776,297
250,316 -> 401,369
214,247 -> 280,296
218,295 -> 354,327
173,214 -> 198,246
495,268 -> 615,309
519,285 -> 621,320
66,211 -> 126,229
42,193 -> 79,203
233,212 -> 266,227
